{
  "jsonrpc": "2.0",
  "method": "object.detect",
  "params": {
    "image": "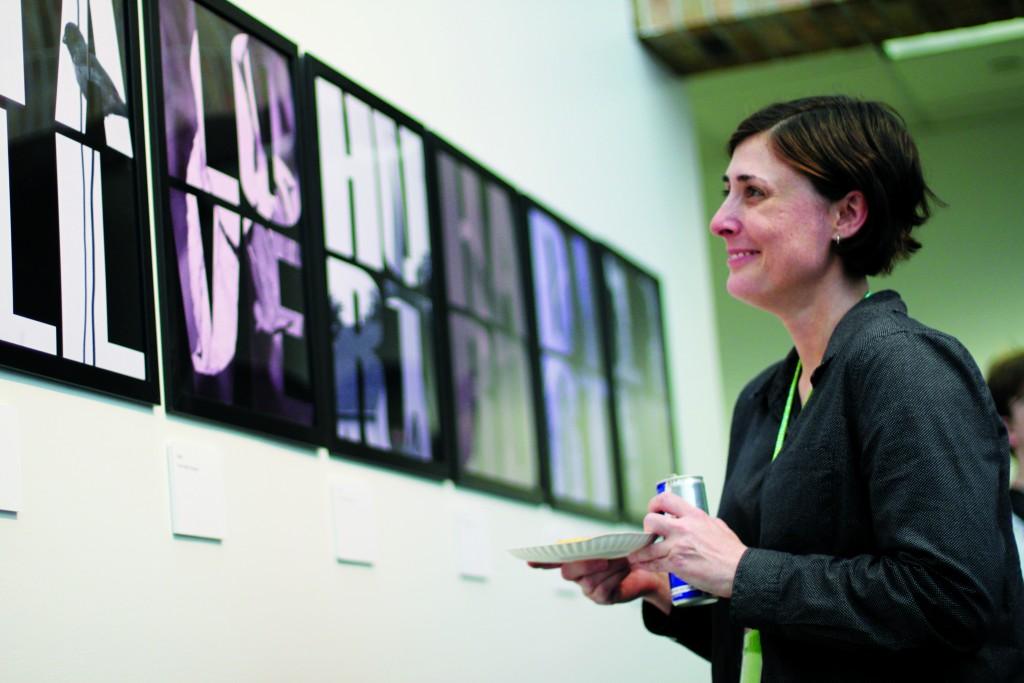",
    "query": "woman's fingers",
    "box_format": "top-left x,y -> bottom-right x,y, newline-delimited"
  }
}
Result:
628,536 -> 670,567
585,565 -> 630,604
552,558 -> 637,605
648,491 -> 703,517
643,512 -> 675,537
560,559 -> 611,581
635,512 -> 748,598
